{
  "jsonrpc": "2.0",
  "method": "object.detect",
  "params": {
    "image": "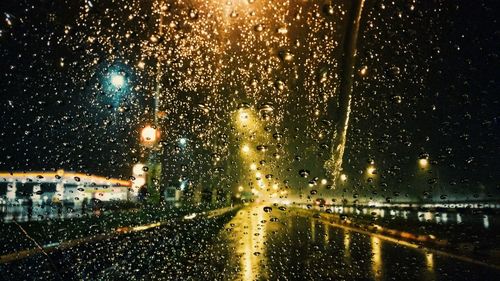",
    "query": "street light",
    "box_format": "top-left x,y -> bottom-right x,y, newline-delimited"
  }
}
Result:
367,165 -> 376,175
140,125 -> 161,204
239,111 -> 249,123
140,126 -> 159,147
110,73 -> 125,88
418,158 -> 429,169
241,144 -> 250,153
340,174 -> 348,182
